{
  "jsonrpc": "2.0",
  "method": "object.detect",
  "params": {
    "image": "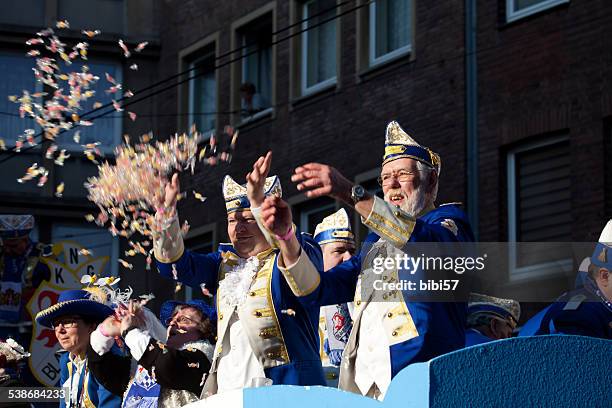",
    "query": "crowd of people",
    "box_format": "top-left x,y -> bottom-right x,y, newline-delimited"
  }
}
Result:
2,120 -> 610,407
